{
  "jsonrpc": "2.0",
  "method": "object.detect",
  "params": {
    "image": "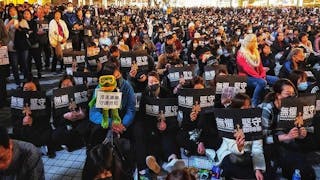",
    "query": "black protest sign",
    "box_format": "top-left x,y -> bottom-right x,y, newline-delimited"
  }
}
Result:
62,51 -> 86,71
203,65 -> 218,86
86,53 -> 108,72
11,90 -> 48,118
52,85 -> 88,116
120,50 -> 149,74
215,75 -> 247,95
278,95 -> 316,130
73,71 -> 99,89
214,108 -> 263,141
167,66 -> 195,87
144,97 -> 178,118
74,51 -> 86,72
177,88 -> 215,113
